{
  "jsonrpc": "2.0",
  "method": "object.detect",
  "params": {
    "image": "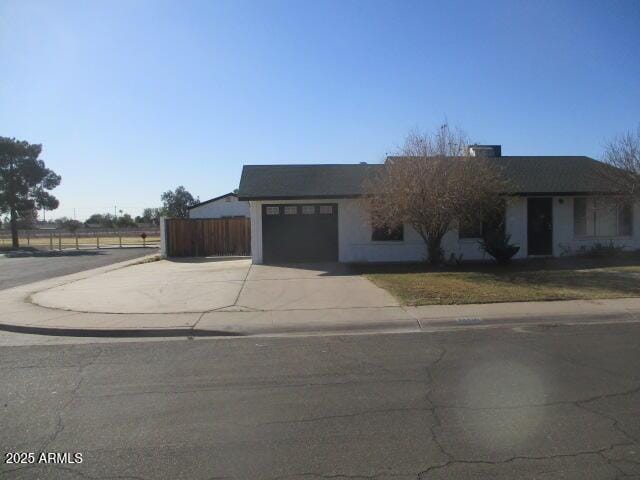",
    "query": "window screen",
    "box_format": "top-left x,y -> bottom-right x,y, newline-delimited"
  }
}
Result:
574,198 -> 632,237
